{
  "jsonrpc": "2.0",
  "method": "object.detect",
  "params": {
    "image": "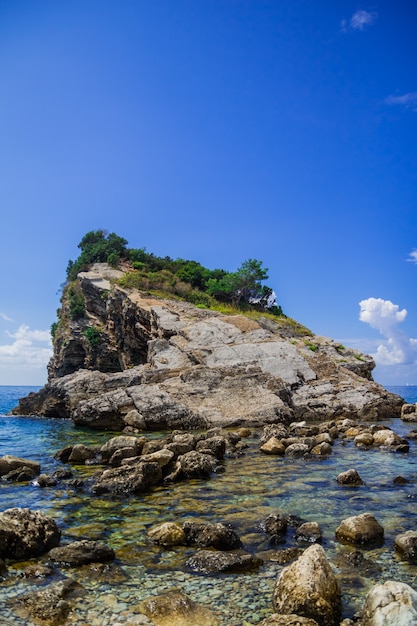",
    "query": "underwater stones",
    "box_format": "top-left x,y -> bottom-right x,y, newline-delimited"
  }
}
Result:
140,589 -> 218,626
335,513 -> 384,547
147,522 -> 186,546
360,580 -> 417,625
48,539 -> 115,566
183,521 -> 242,550
15,579 -> 80,625
395,531 -> 417,562
0,508 -> 61,560
0,454 -> 40,477
337,469 -> 364,485
186,549 -> 262,574
259,615 -> 319,626
273,544 -> 341,626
